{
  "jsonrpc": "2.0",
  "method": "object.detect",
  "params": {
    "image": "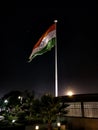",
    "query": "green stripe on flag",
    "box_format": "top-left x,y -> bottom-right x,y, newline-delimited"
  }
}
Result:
30,38 -> 55,60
